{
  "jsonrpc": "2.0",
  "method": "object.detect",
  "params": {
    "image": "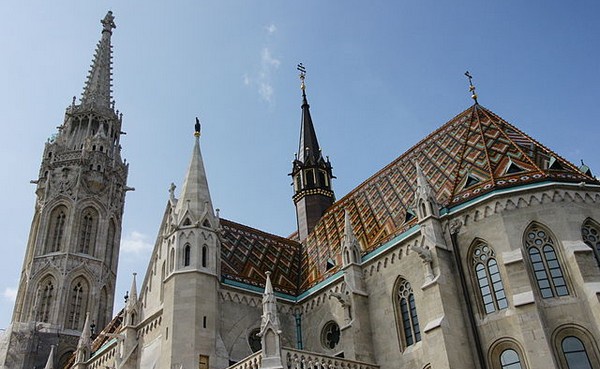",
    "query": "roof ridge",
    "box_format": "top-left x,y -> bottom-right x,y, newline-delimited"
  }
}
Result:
220,218 -> 302,247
